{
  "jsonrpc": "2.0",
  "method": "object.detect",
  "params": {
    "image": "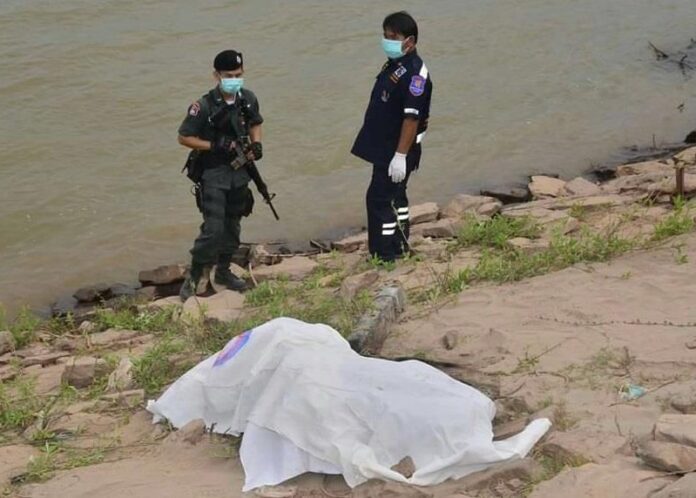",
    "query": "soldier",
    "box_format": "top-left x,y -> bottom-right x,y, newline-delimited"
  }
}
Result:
178,50 -> 264,301
351,11 -> 433,263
